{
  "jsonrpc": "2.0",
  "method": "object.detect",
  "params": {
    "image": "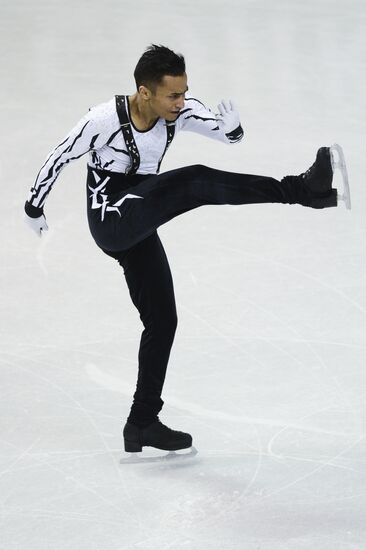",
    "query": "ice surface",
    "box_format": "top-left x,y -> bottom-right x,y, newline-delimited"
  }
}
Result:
1,0 -> 366,549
